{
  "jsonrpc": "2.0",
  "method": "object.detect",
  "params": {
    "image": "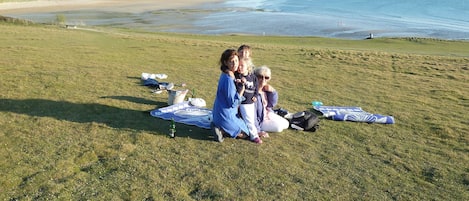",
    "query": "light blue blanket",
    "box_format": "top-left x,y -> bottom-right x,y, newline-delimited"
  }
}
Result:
314,106 -> 395,124
150,101 -> 212,129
